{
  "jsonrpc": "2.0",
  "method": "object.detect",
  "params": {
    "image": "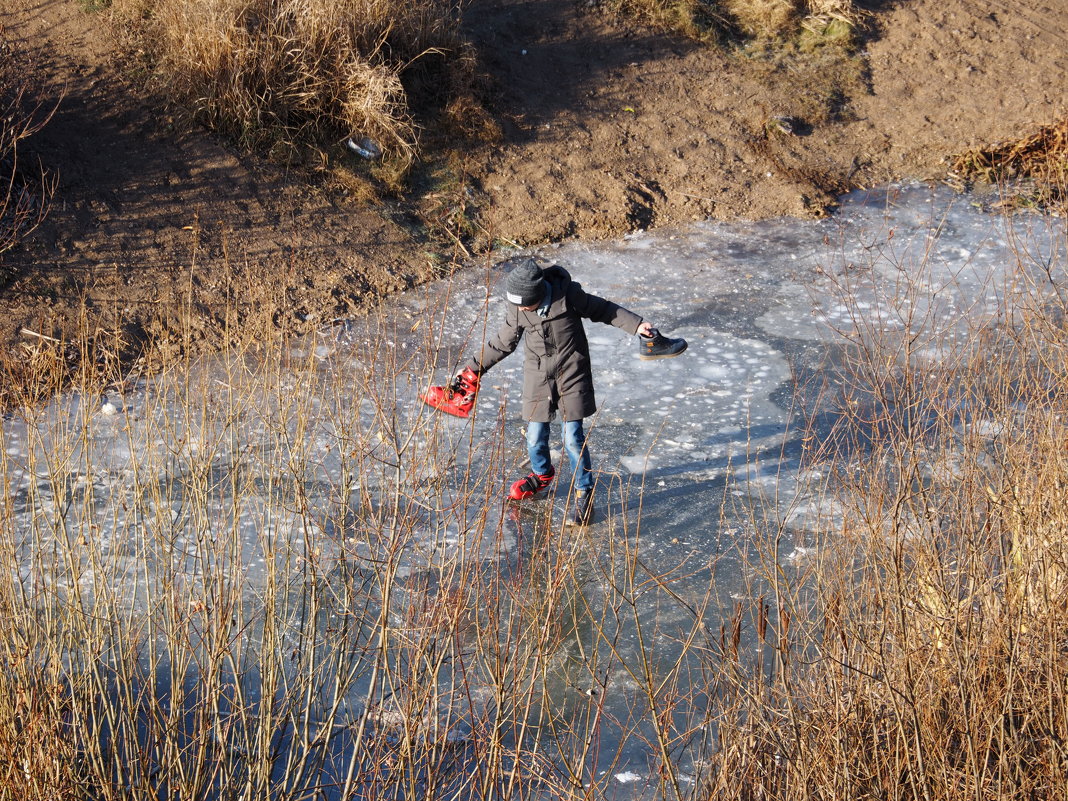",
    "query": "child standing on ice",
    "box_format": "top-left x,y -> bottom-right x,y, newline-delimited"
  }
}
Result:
423,256 -> 686,525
